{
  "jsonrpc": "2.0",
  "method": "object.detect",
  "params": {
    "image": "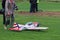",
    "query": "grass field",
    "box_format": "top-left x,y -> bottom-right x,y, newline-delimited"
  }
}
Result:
16,1 -> 60,11
0,1 -> 60,40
